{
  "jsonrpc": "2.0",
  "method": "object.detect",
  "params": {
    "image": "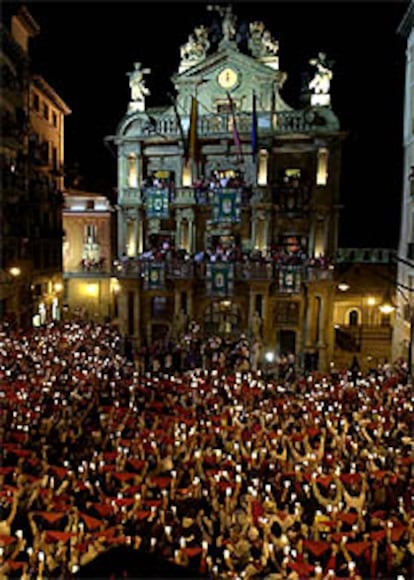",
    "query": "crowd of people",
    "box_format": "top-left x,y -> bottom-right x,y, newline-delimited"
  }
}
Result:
0,320 -> 413,579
